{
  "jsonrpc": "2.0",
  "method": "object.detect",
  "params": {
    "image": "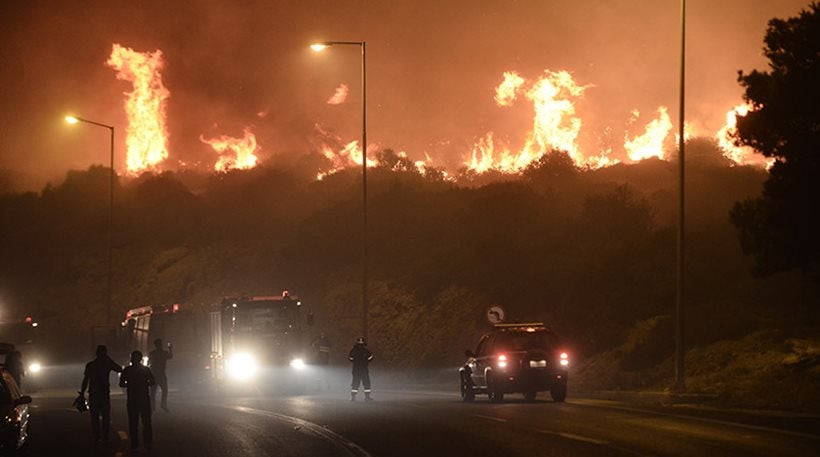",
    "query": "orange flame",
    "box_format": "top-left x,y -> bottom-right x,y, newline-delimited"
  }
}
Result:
467,69 -> 602,173
327,84 -> 349,105
200,128 -> 260,172
715,103 -> 771,167
494,71 -> 525,106
316,141 -> 378,180
106,44 -> 170,174
624,107 -> 672,161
